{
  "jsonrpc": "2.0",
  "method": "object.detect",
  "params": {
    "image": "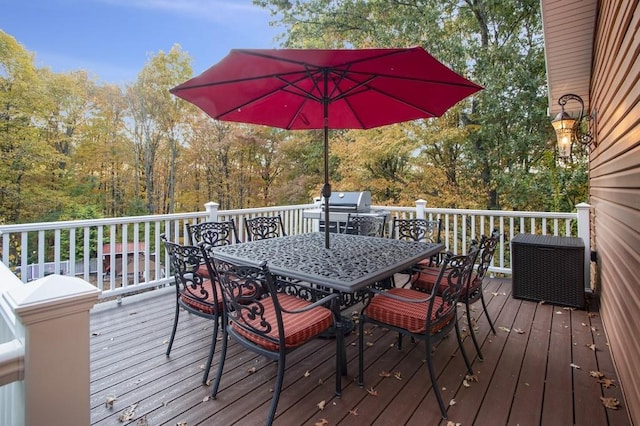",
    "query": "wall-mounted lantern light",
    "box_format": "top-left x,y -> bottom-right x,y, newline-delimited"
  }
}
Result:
551,93 -> 596,159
